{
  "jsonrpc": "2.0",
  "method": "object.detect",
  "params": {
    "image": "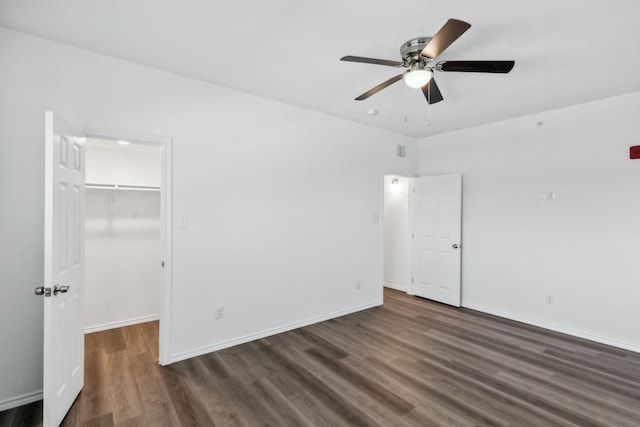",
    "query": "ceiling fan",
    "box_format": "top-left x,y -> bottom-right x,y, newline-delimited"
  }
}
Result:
341,19 -> 514,104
